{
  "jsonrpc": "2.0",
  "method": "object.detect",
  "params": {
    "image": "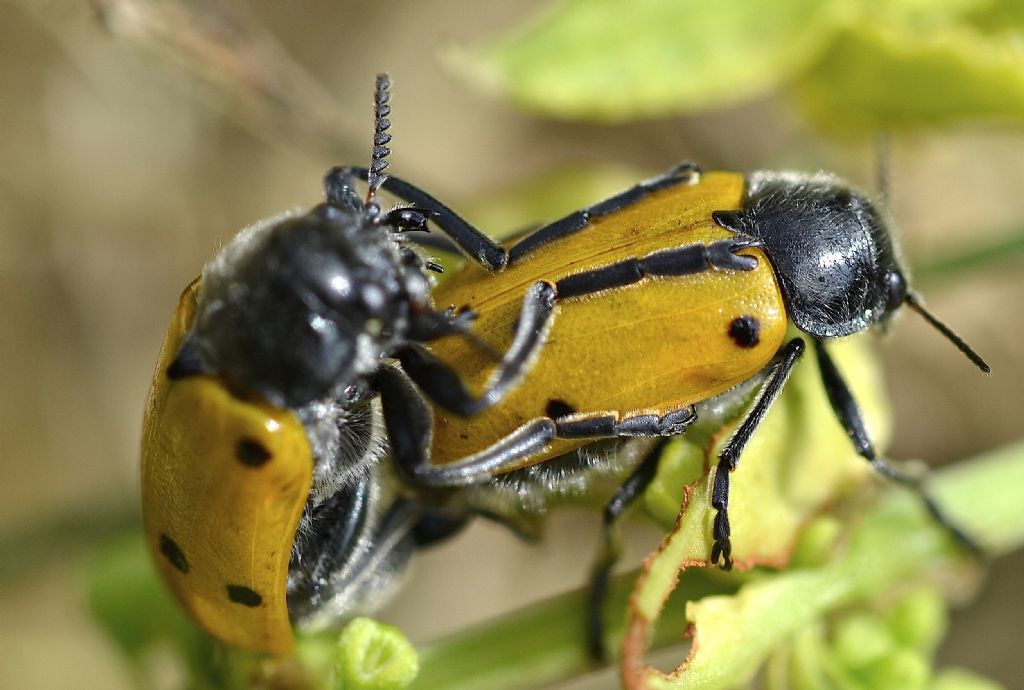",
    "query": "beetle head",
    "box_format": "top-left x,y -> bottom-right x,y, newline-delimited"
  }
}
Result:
176,201 -> 426,408
715,171 -> 988,372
